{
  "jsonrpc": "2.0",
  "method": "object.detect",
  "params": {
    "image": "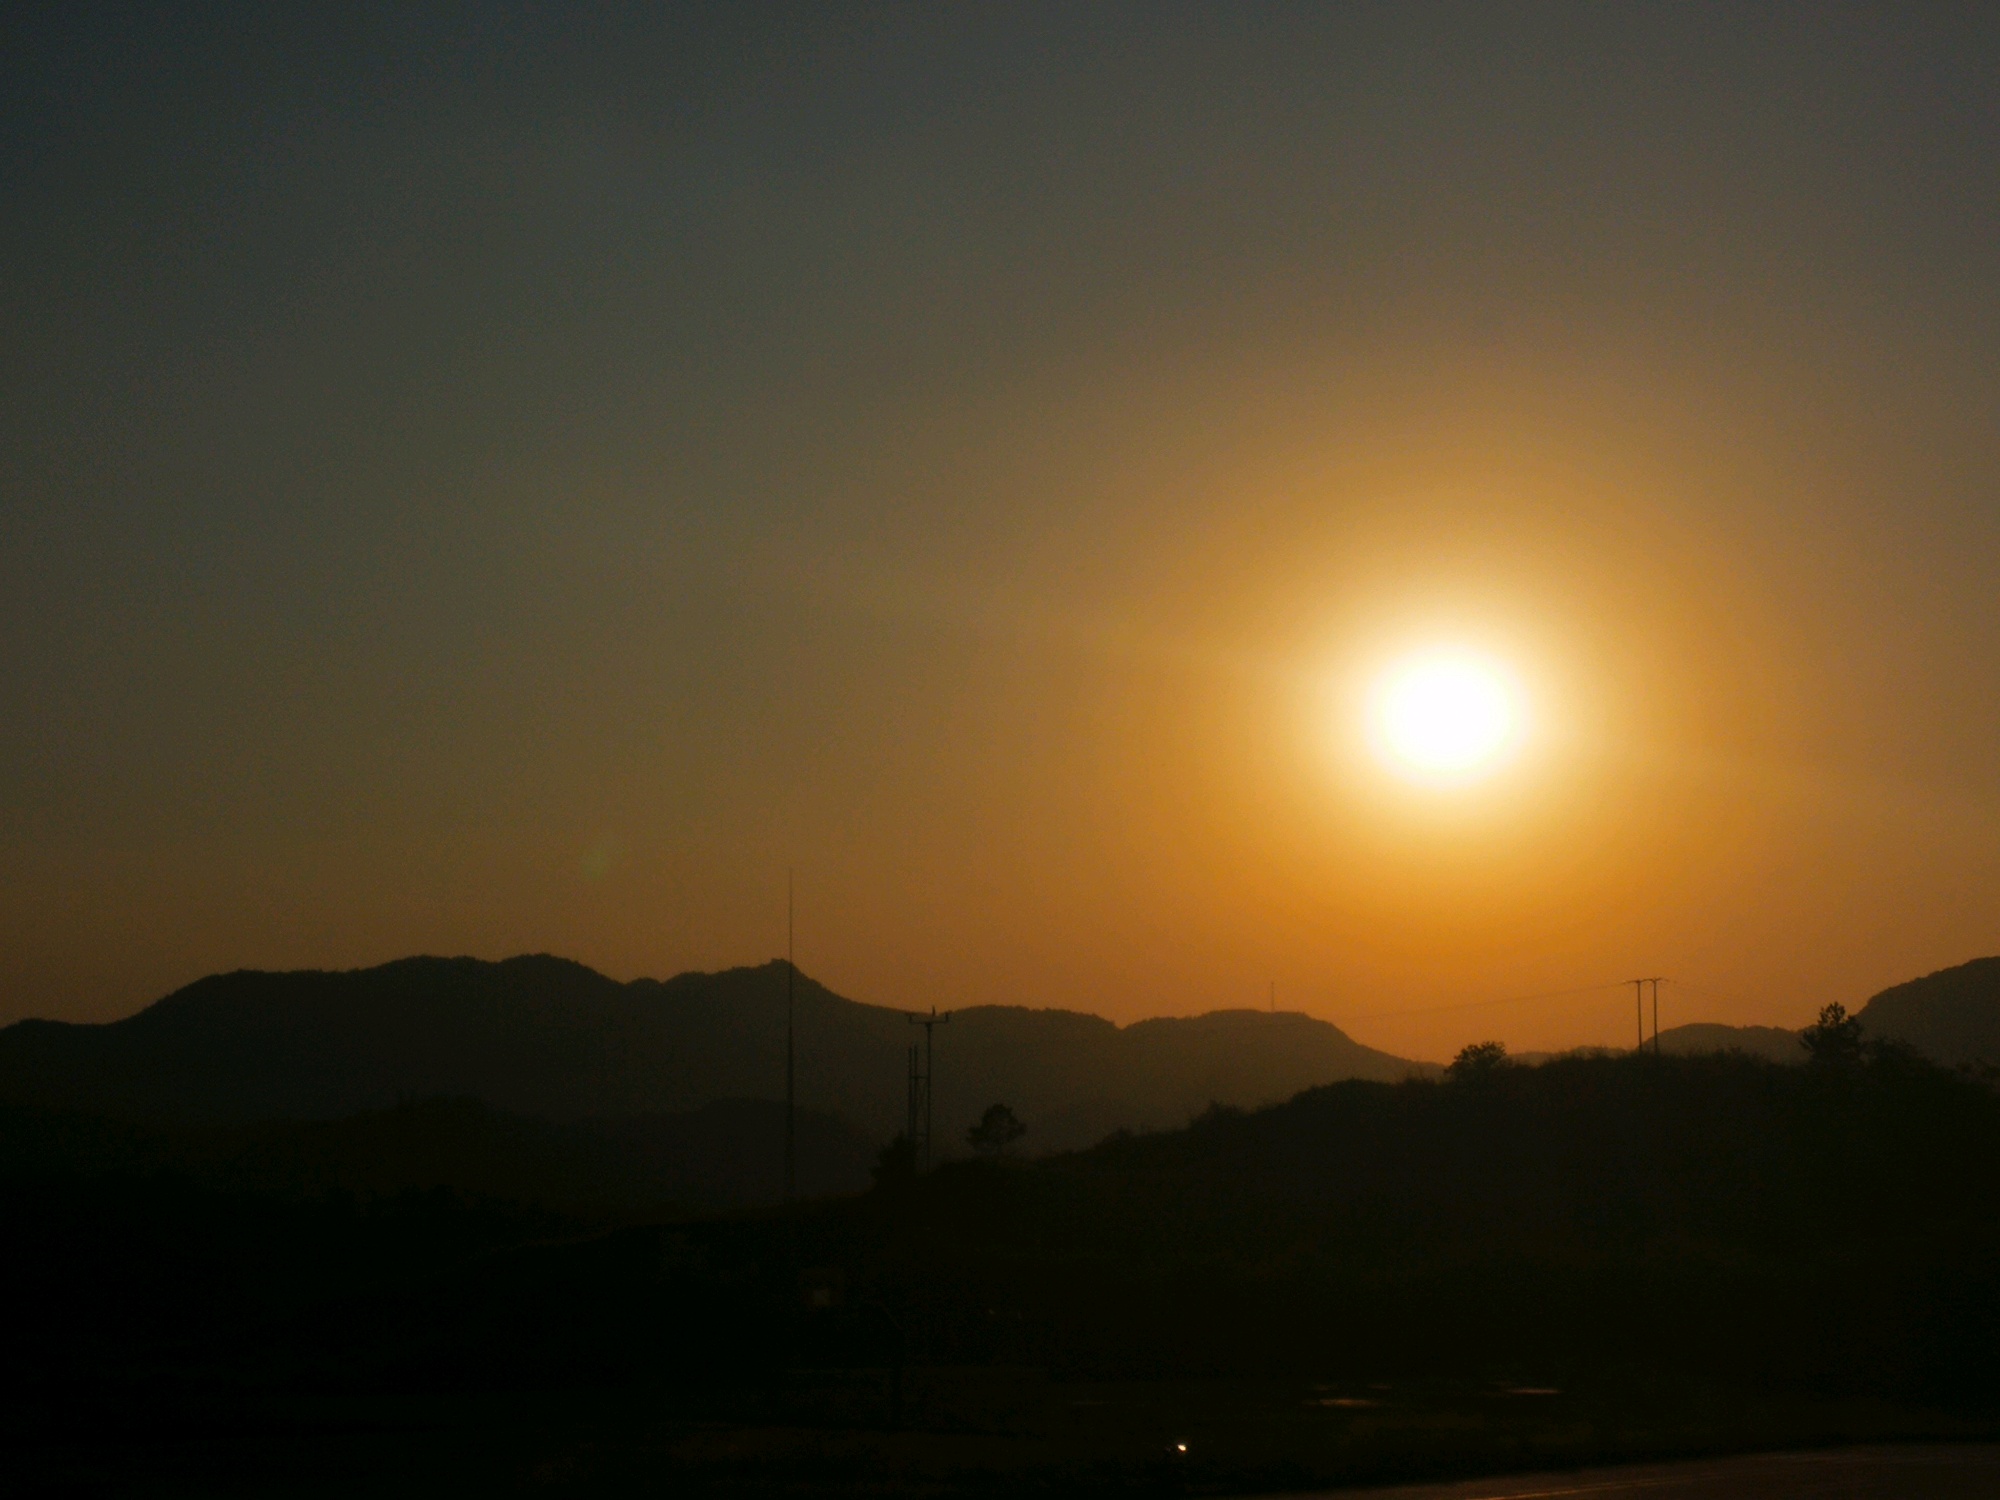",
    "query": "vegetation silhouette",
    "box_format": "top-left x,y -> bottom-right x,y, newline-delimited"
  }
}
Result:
1447,1040 -> 1510,1080
965,1102 -> 1027,1156
871,1131 -> 917,1192
1801,1002 -> 1867,1066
